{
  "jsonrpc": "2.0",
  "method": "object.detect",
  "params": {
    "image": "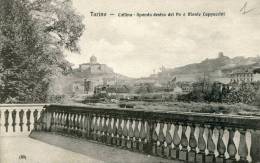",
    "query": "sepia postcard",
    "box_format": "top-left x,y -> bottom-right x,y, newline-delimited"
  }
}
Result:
0,0 -> 260,162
